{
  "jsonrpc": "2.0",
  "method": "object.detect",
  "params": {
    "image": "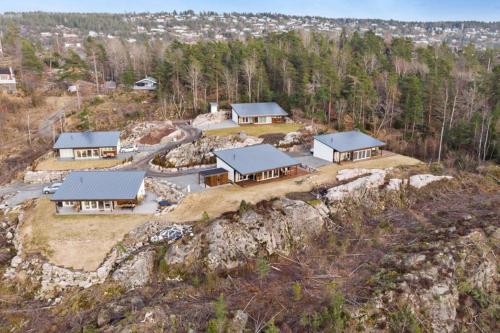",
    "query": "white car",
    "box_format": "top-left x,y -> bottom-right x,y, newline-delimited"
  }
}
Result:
120,145 -> 138,153
43,183 -> 62,194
